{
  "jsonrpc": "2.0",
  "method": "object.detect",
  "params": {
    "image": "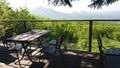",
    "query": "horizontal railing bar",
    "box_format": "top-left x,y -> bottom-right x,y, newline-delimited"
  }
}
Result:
0,19 -> 120,52
0,19 -> 120,22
